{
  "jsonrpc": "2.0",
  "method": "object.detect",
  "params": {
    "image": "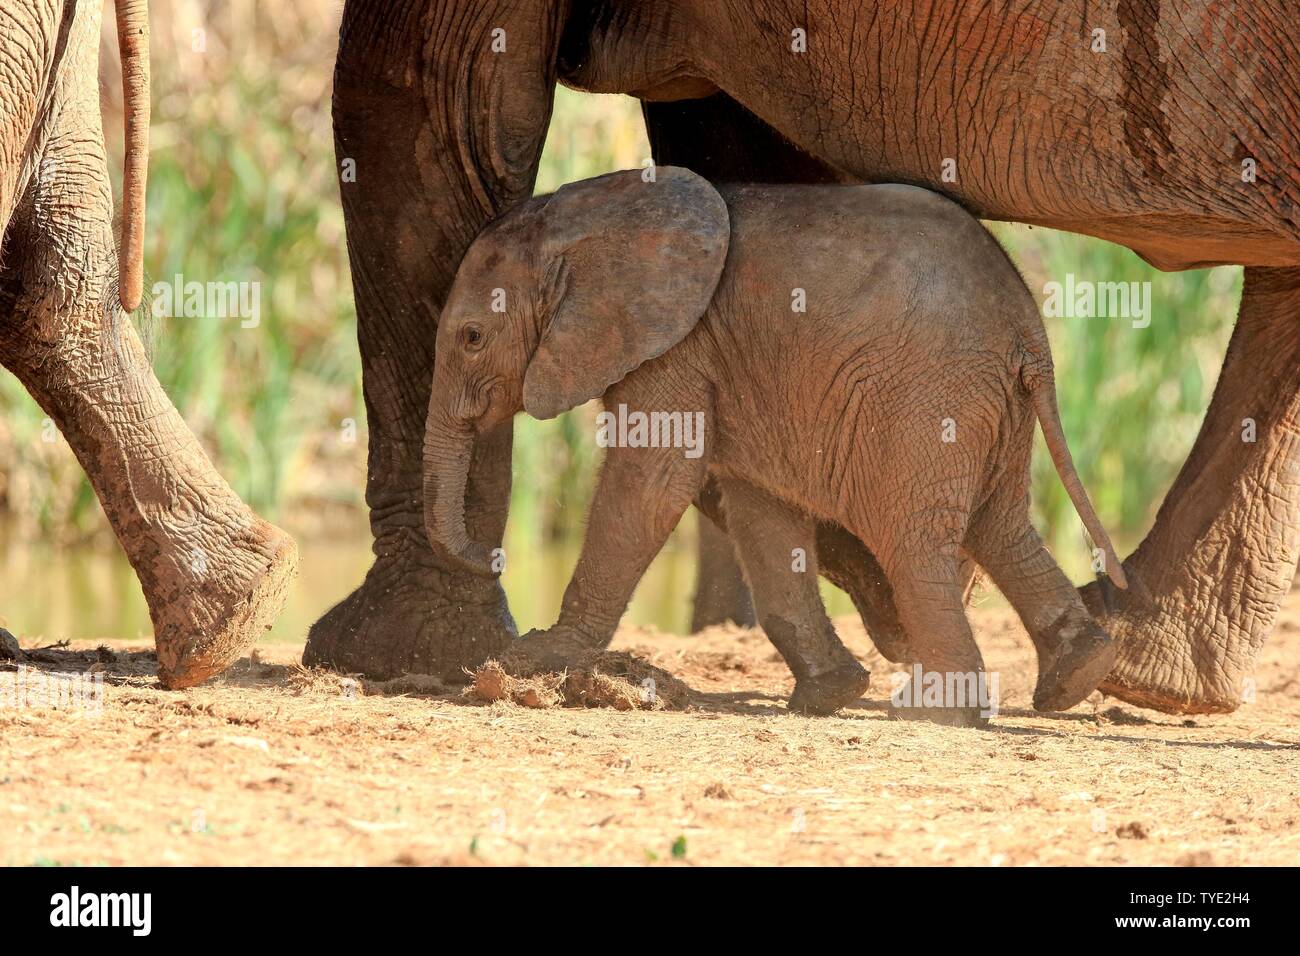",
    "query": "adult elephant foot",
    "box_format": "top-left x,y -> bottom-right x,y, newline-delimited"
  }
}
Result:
2,310 -> 300,690
1081,267 -> 1300,714
146,511 -> 297,688
304,538 -> 515,681
1,112 -> 298,689
313,0 -> 565,679
305,416 -> 517,680
4,323 -> 302,689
